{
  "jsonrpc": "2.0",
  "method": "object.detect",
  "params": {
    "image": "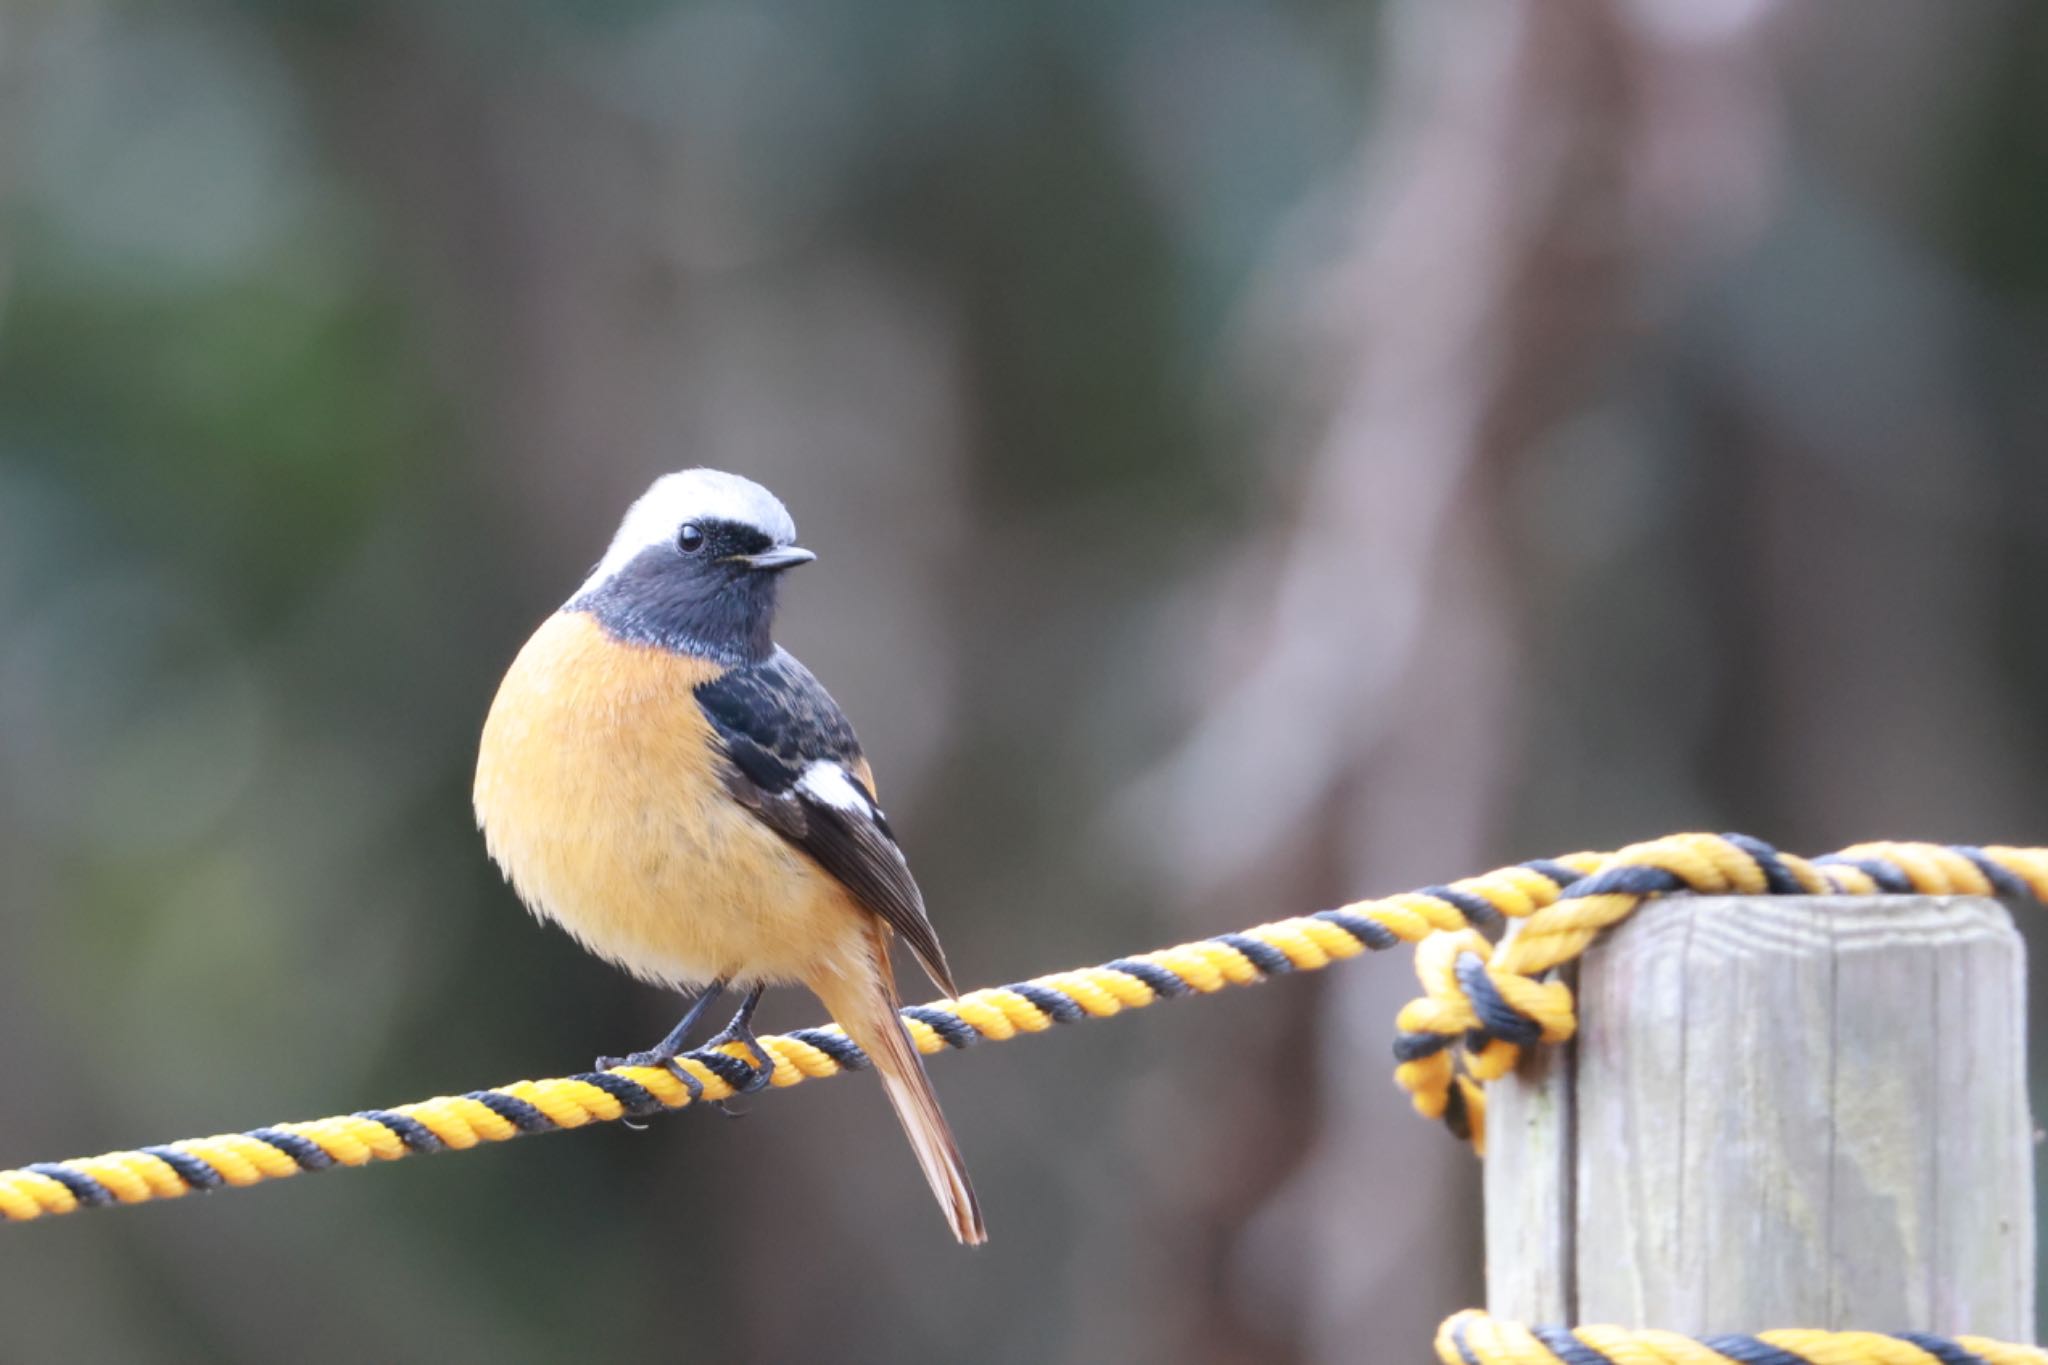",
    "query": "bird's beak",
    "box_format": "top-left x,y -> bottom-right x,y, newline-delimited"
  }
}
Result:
731,546 -> 817,572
